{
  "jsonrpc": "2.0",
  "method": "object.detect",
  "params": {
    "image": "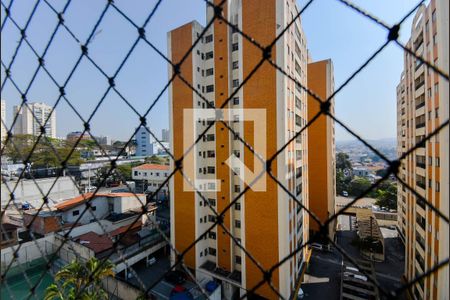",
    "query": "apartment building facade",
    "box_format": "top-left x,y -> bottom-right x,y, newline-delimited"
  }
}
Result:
168,0 -> 309,298
396,0 -> 449,299
307,59 -> 336,242
135,126 -> 153,157
12,102 -> 56,138
1,99 -> 6,145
